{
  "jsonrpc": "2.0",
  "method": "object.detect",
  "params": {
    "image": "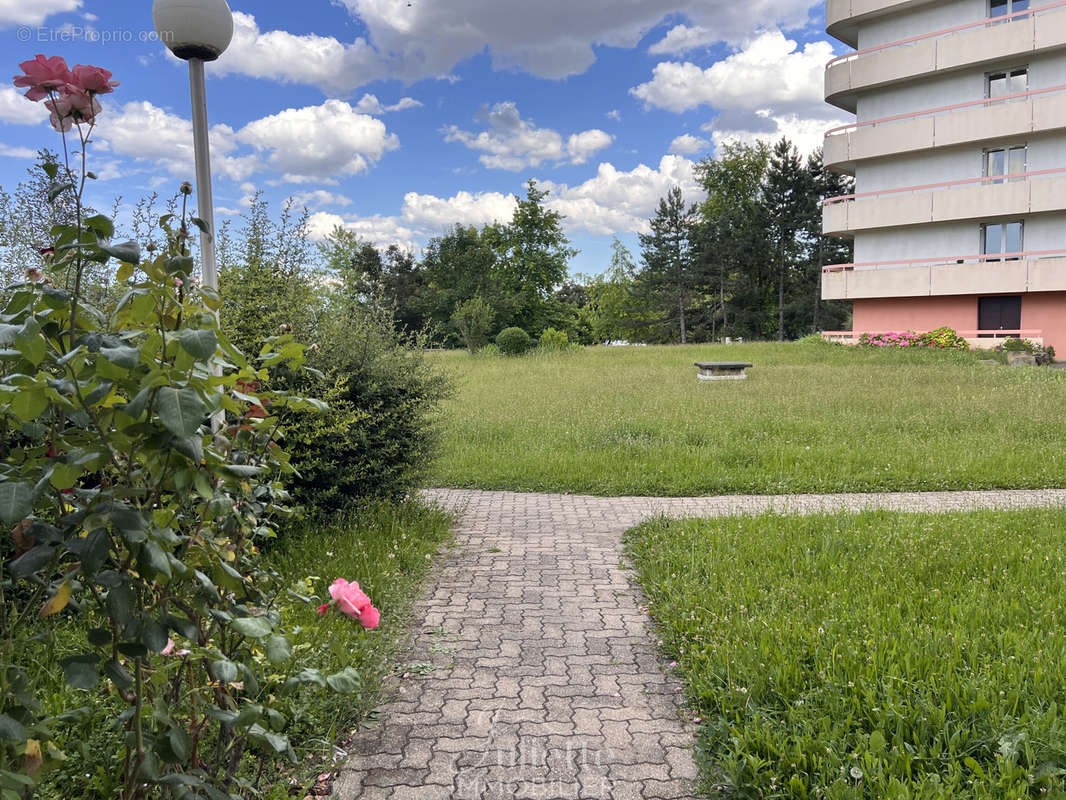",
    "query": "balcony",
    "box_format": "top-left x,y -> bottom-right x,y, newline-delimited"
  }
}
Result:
823,86 -> 1066,172
821,250 -> 1066,300
825,1 -> 1066,112
826,0 -> 940,48
822,168 -> 1066,236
